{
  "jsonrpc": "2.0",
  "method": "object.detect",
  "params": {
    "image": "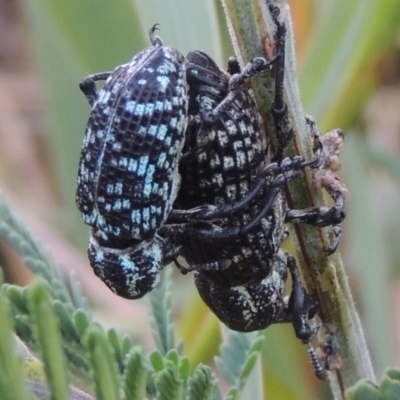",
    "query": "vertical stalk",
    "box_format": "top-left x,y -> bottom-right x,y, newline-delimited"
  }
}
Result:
219,0 -> 375,397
